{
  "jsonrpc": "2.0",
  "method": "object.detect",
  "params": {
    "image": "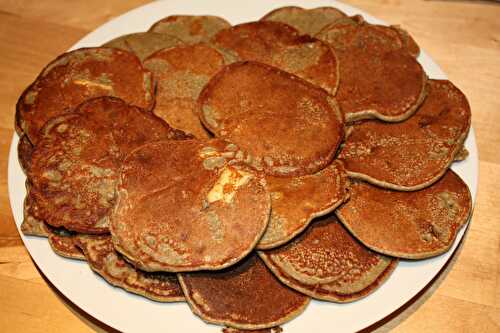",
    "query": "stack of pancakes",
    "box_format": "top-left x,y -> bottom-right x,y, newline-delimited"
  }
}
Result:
16,6 -> 472,331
